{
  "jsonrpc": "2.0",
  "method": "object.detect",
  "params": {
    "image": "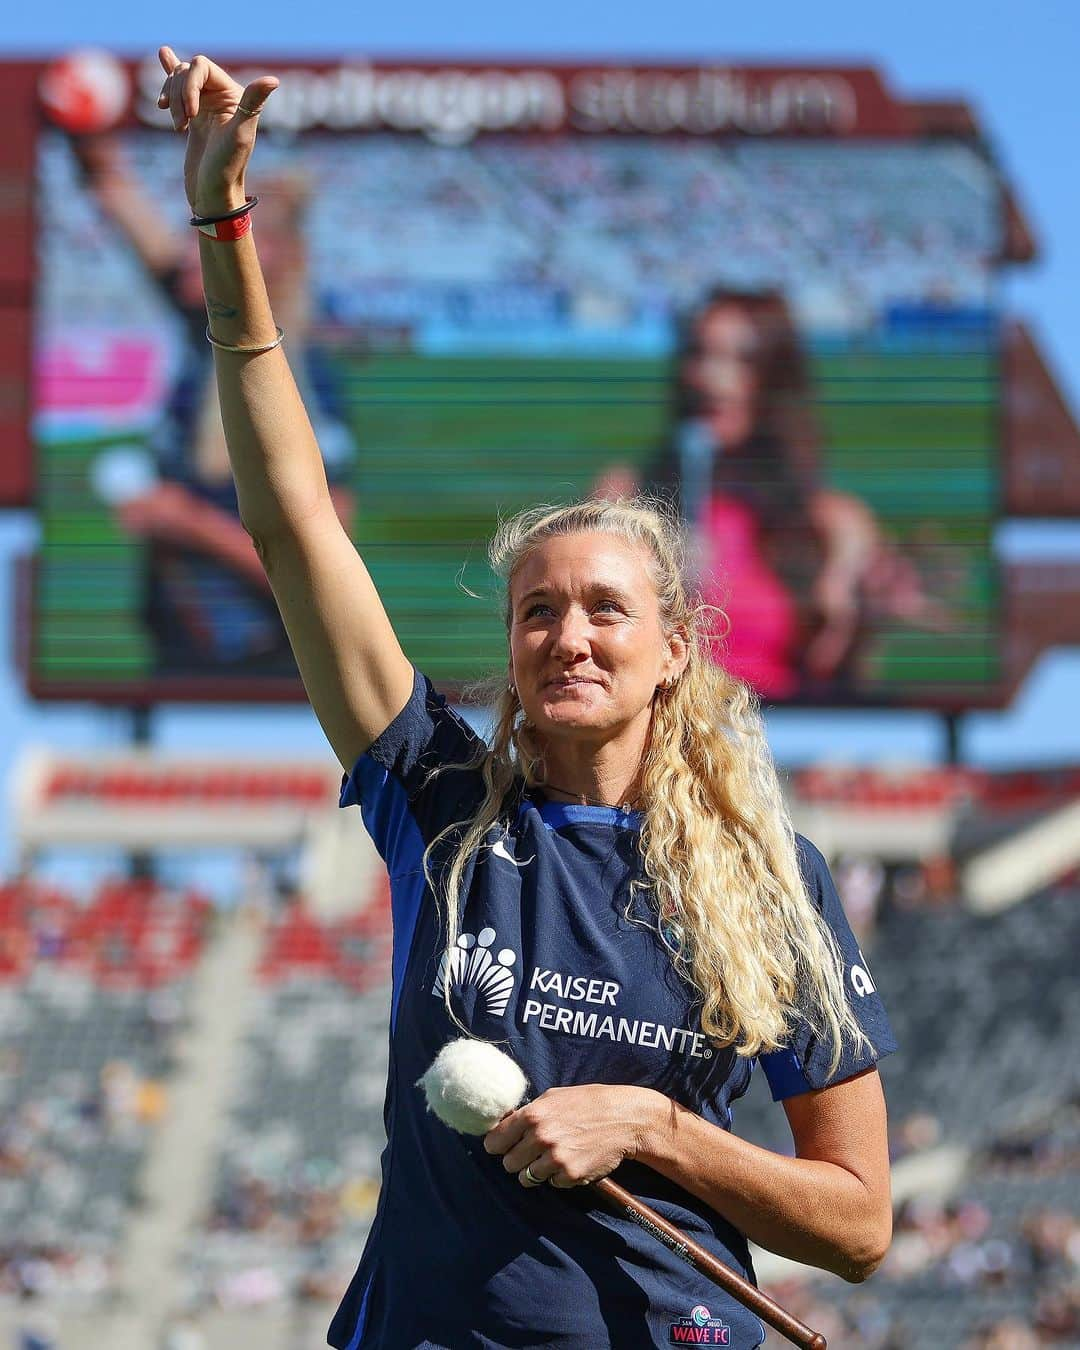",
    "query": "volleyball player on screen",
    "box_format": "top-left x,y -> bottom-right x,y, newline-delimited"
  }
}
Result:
70,131 -> 355,677
156,47 -> 896,1348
